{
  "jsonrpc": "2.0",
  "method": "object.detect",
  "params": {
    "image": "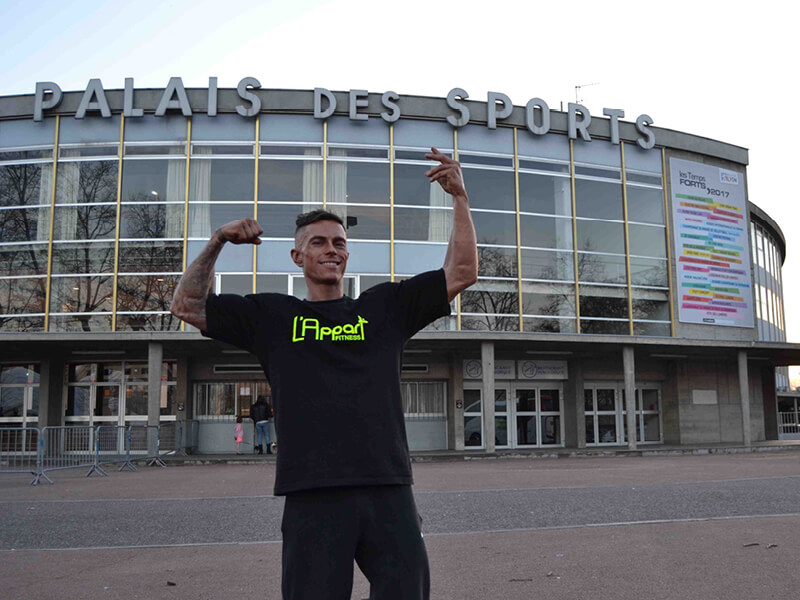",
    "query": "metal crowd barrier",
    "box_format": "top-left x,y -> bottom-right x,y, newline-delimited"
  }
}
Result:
160,420 -> 197,457
0,427 -> 40,485
128,425 -> 167,468
94,425 -> 136,474
37,425 -> 96,485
